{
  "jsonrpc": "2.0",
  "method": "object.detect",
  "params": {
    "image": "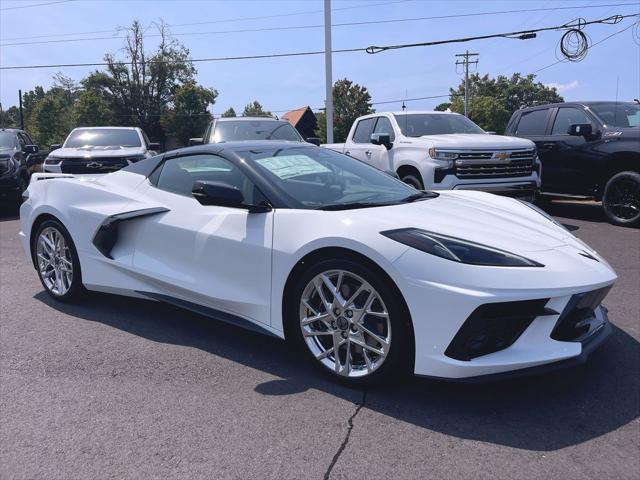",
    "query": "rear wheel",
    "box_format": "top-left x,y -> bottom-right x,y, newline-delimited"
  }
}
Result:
33,219 -> 84,301
288,257 -> 412,386
602,171 -> 640,227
